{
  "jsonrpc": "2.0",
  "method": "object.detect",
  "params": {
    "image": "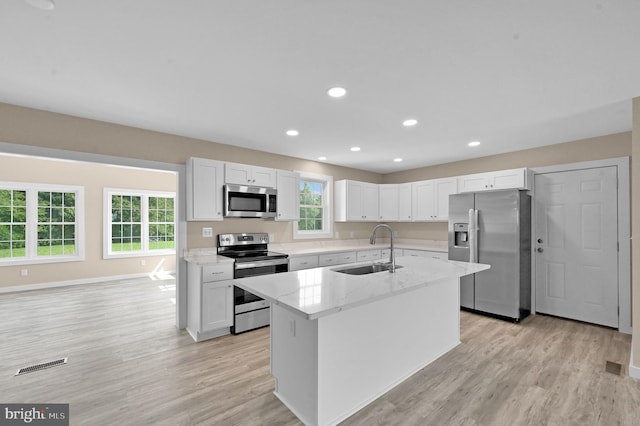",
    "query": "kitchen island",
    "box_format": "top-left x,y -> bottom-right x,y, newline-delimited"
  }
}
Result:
233,256 -> 489,426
